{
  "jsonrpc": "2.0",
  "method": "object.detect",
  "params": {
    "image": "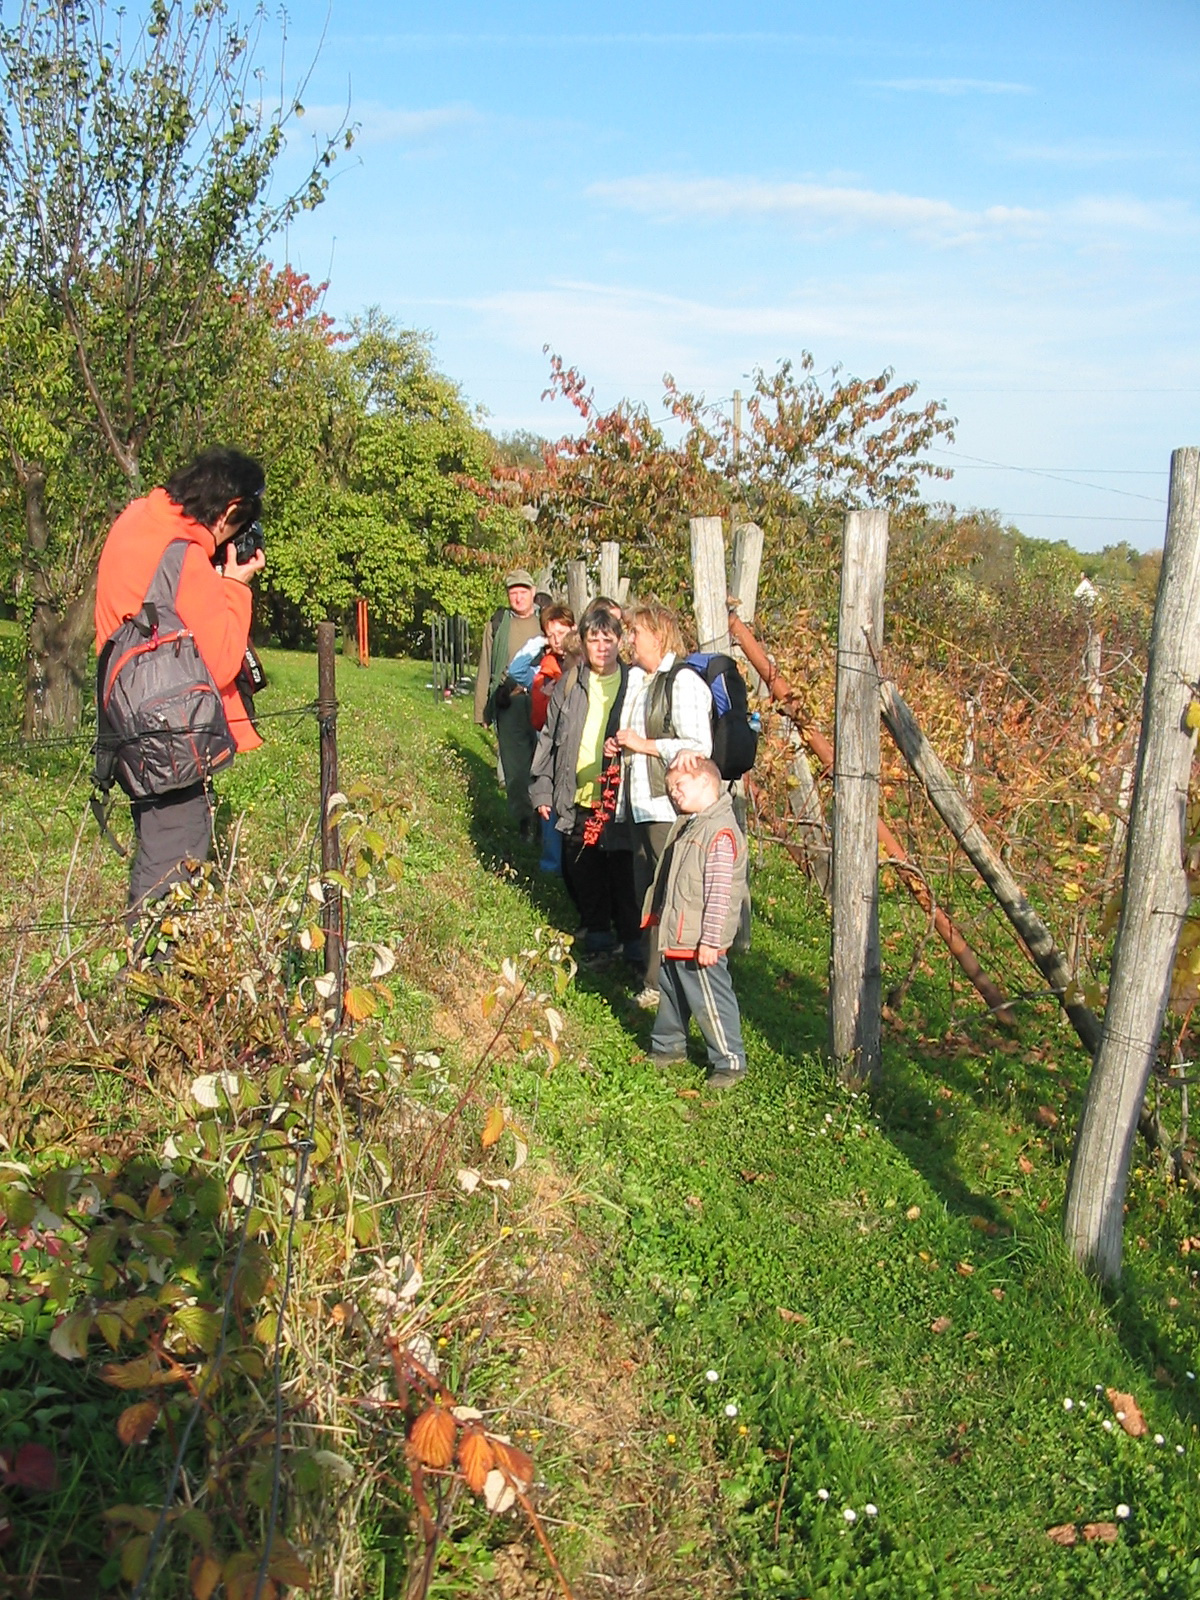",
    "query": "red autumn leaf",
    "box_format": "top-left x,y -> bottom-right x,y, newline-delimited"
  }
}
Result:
1105,1387 -> 1148,1437
9,1443 -> 57,1492
1046,1523 -> 1077,1546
